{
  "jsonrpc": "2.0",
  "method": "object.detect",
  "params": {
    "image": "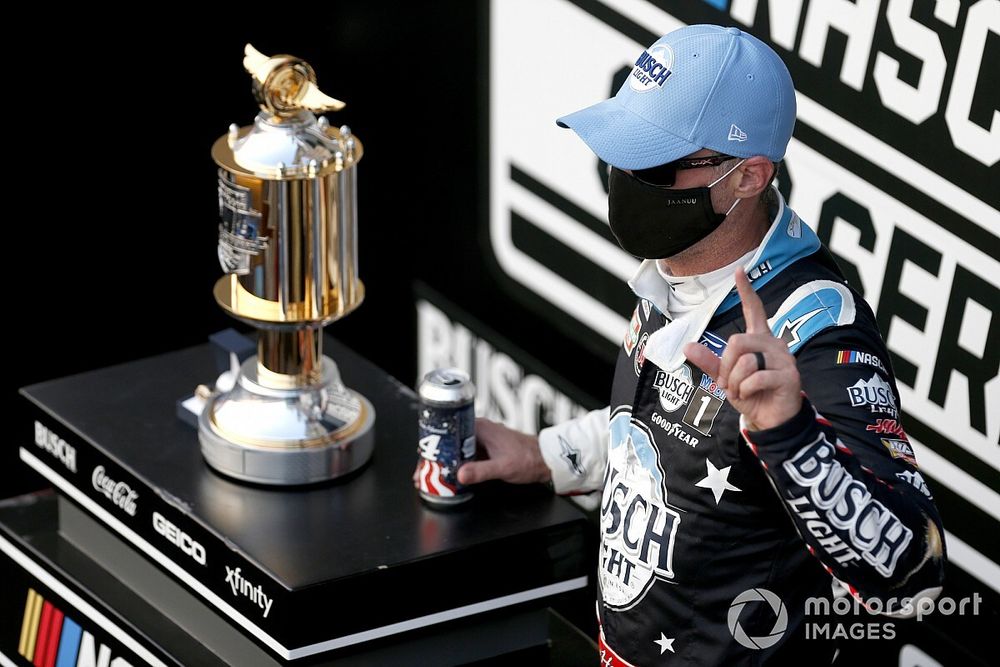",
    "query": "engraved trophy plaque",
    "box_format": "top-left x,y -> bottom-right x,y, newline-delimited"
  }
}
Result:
198,44 -> 374,485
